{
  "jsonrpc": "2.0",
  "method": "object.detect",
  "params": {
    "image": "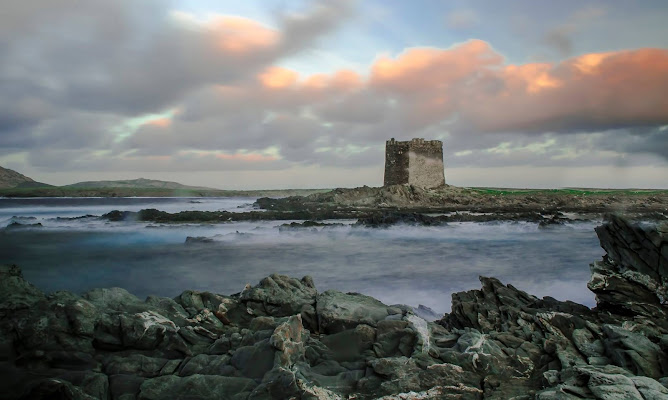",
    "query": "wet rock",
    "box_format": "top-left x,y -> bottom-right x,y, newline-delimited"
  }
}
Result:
104,355 -> 173,378
355,212 -> 447,227
137,374 -> 257,400
118,311 -> 188,355
177,354 -> 232,376
601,324 -> 667,379
0,264 -> 46,310
240,274 -> 317,318
1,216 -> 668,399
229,340 -> 276,380
18,378 -> 97,400
321,324 -> 376,362
83,287 -> 144,312
109,374 -> 146,400
5,221 -> 43,230
184,236 -> 214,244
590,214 -> 668,322
316,290 -> 391,333
278,220 -> 345,231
